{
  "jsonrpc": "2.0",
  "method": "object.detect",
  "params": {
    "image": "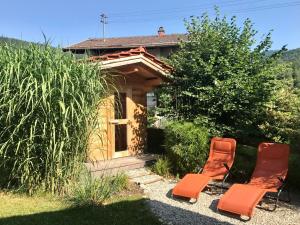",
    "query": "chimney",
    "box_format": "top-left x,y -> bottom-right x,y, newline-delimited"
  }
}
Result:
158,26 -> 165,37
